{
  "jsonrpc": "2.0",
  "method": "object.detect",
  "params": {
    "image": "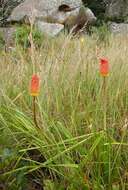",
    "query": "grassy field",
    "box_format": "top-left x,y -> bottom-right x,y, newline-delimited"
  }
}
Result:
0,33 -> 128,189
